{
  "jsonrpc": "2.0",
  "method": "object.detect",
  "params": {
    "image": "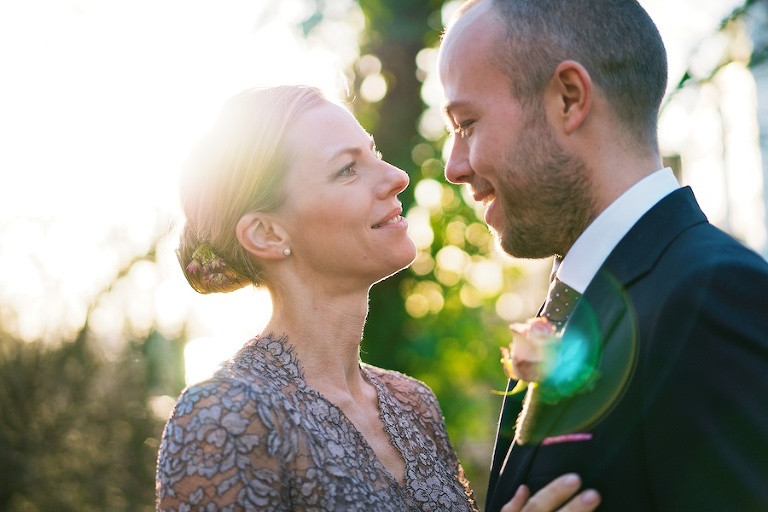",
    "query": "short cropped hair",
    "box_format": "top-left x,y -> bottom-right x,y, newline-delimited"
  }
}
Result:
486,0 -> 668,148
